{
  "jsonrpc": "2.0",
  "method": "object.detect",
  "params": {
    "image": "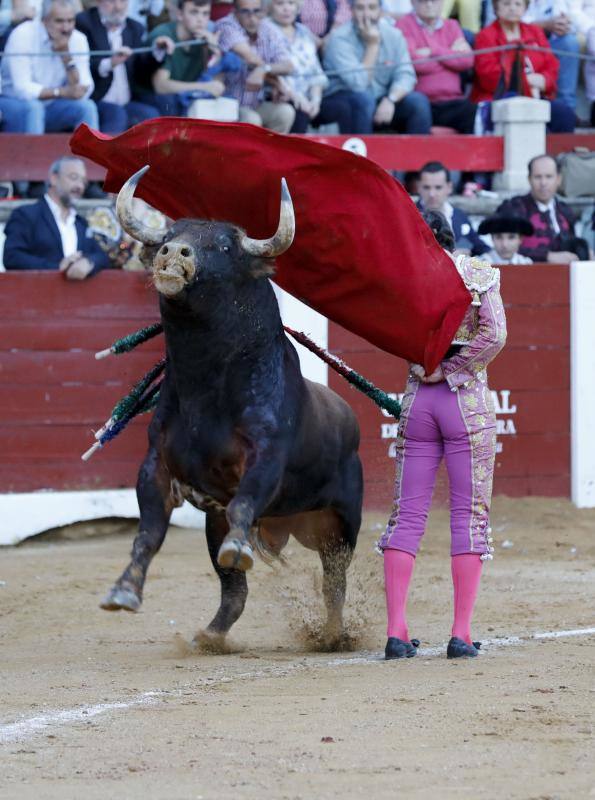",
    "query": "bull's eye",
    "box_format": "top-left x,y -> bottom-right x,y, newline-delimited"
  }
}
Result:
222,245 -> 230,253
181,247 -> 191,257
161,245 -> 169,255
